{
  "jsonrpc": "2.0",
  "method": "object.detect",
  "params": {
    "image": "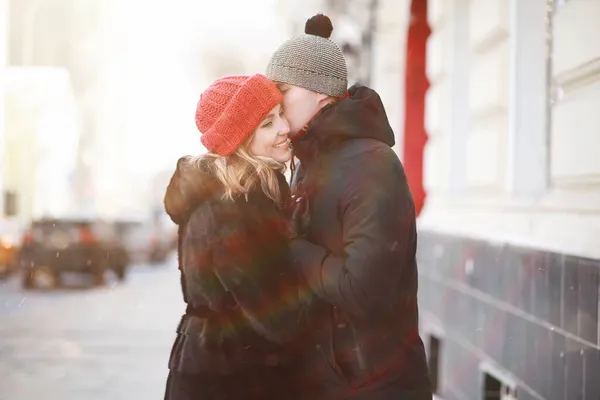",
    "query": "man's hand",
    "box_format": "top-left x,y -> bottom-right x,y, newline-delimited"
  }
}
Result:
289,194 -> 309,238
